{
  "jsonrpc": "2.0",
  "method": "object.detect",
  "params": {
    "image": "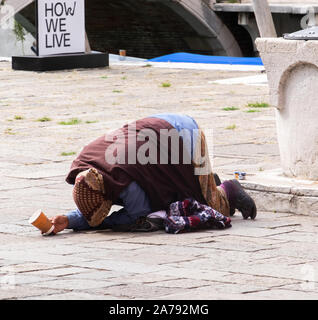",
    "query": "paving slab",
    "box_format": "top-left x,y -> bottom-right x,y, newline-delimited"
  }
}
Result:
24,292 -> 120,300
84,283 -> 188,300
241,288 -> 318,300
30,278 -> 118,291
0,285 -> 61,300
